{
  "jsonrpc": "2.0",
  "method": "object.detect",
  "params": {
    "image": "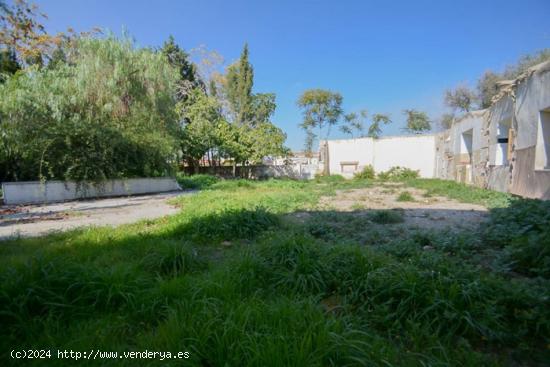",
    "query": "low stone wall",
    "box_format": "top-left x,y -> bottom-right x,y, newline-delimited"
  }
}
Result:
2,178 -> 181,205
182,164 -> 319,180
